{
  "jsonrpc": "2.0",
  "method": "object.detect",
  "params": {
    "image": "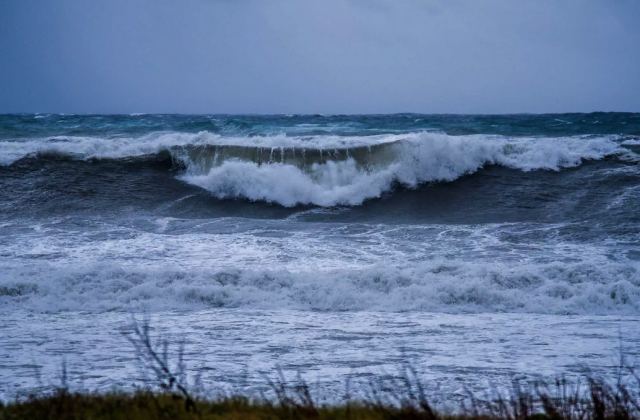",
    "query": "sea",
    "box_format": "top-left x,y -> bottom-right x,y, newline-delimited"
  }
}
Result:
0,113 -> 639,401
